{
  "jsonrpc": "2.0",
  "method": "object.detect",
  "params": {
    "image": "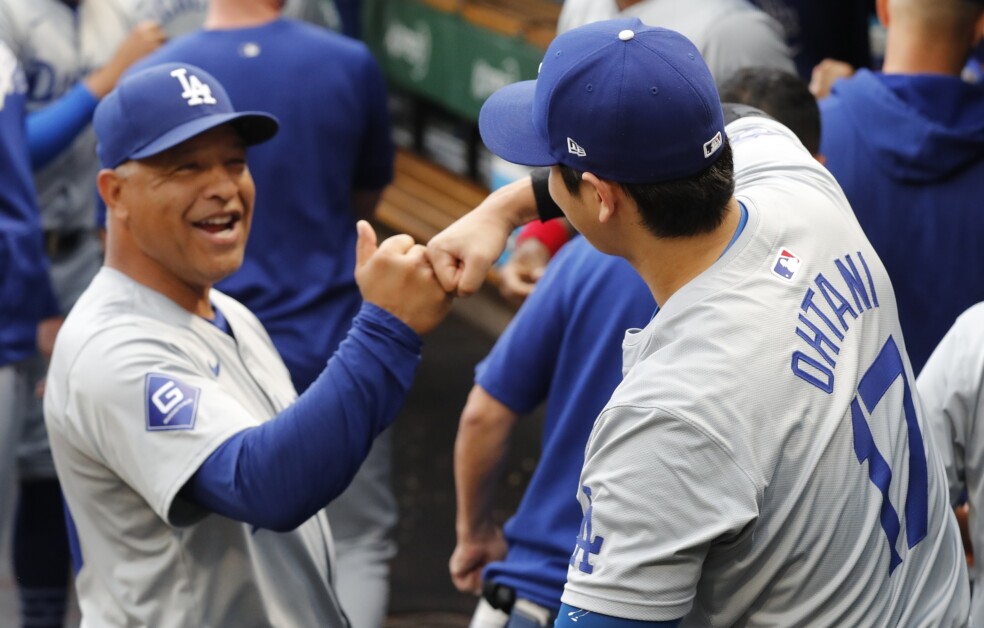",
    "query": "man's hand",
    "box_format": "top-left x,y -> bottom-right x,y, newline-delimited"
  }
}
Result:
355,221 -> 452,335
449,526 -> 507,595
37,316 -> 64,362
427,177 -> 540,297
498,238 -> 550,307
809,58 -> 855,100
85,22 -> 167,98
